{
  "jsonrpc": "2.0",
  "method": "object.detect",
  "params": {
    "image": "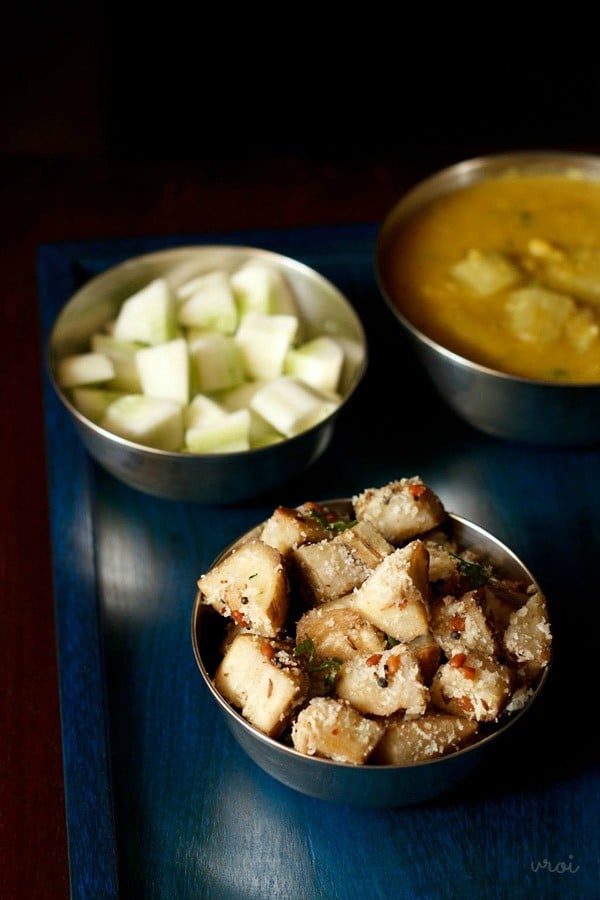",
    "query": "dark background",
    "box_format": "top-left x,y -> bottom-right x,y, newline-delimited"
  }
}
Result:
2,13 -> 598,164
